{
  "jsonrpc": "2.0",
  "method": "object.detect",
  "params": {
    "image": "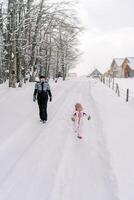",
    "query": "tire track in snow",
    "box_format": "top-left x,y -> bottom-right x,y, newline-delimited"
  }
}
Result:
49,79 -> 120,200
0,78 -> 119,200
0,80 -> 71,146
0,80 -> 78,189
0,80 -> 83,200
88,79 -> 120,199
